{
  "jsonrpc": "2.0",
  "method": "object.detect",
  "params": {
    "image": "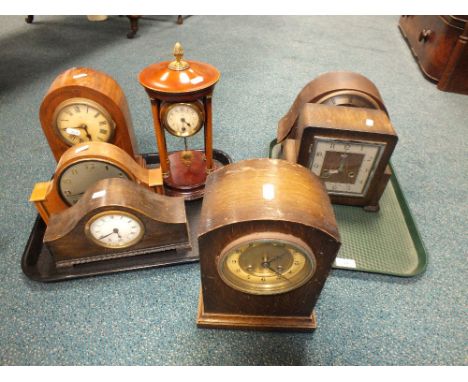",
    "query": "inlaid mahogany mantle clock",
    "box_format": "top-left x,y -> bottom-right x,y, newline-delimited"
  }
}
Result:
139,43 -> 221,200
